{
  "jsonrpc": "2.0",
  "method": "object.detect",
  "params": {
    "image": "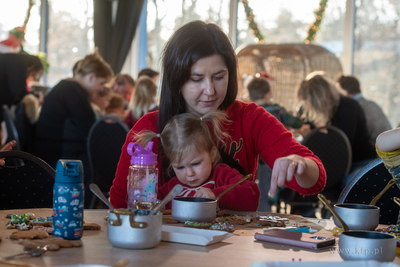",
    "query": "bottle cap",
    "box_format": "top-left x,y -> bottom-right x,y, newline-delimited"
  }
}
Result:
55,160 -> 84,183
127,142 -> 157,165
